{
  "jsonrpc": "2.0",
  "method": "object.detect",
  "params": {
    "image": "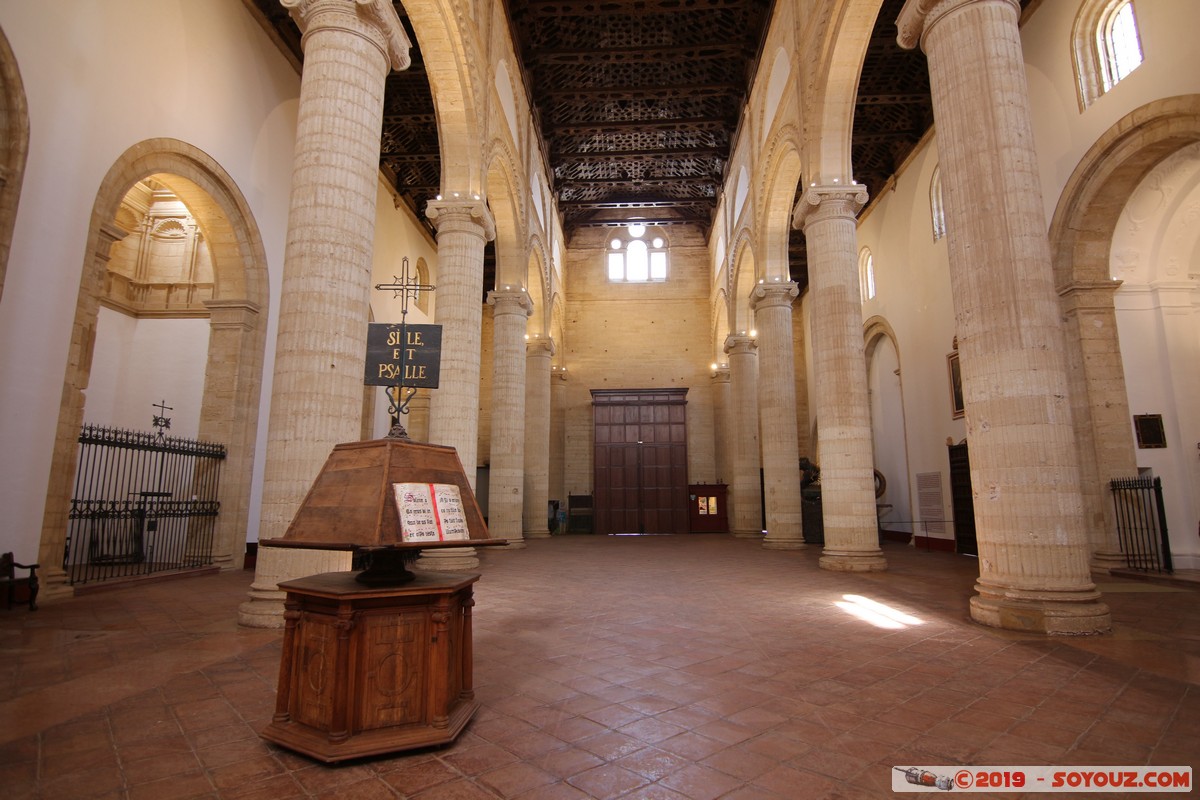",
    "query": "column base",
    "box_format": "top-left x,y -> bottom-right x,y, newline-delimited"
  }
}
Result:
730,528 -> 762,539
502,539 -> 528,550
762,537 -> 806,551
819,548 -> 888,572
525,527 -> 552,539
416,547 -> 479,572
237,543 -> 352,629
970,582 -> 1111,635
36,567 -> 73,604
1089,548 -> 1129,576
